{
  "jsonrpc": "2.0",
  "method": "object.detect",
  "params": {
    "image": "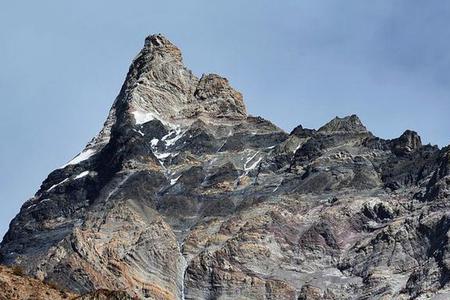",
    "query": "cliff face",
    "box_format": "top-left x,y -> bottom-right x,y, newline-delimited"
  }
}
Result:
1,34 -> 450,300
